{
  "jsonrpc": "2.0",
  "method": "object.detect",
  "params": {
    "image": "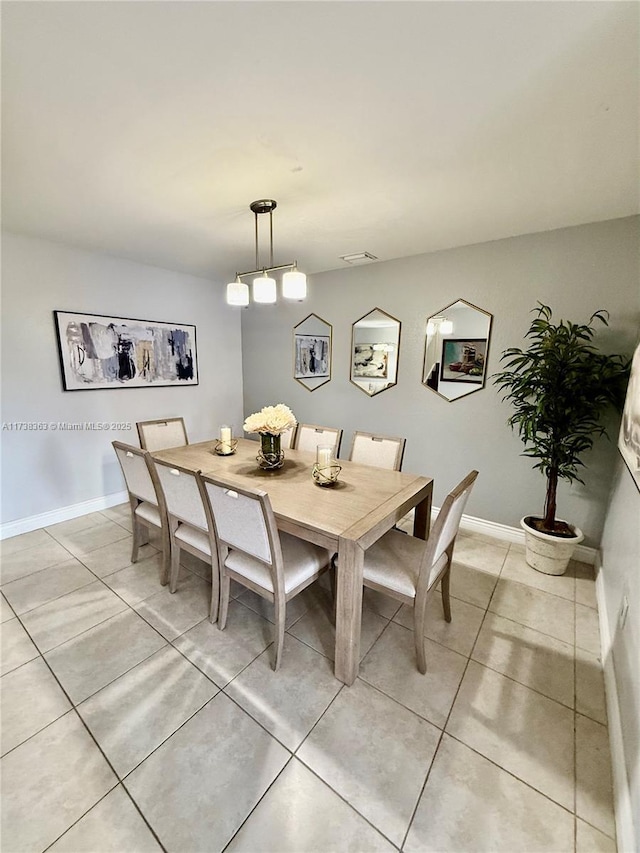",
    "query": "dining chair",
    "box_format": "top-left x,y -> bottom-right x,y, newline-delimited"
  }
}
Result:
198,472 -> 334,670
137,417 -> 189,452
295,423 -> 343,456
112,441 -> 170,584
349,431 -> 406,471
149,459 -> 219,613
345,470 -> 478,673
279,425 -> 298,450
